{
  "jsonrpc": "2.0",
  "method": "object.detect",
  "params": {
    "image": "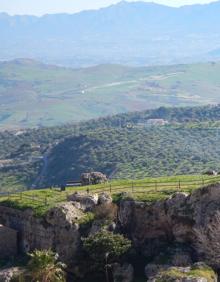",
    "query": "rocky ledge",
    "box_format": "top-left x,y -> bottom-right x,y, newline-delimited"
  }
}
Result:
1,184 -> 220,281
